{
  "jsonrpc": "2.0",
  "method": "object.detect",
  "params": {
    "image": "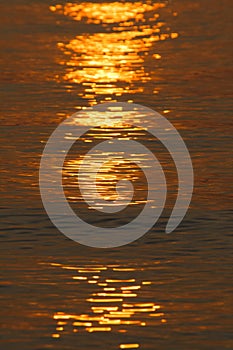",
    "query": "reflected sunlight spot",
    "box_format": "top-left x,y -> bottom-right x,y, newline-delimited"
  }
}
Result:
120,344 -> 140,349
49,1 -> 178,104
50,2 -> 165,24
51,264 -> 165,342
